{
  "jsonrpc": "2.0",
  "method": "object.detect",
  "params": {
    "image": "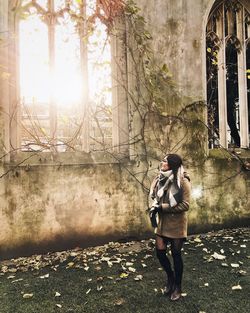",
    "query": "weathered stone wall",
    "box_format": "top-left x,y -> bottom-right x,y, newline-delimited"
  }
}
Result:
0,159 -> 149,257
134,0 -> 250,231
0,0 -> 249,258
